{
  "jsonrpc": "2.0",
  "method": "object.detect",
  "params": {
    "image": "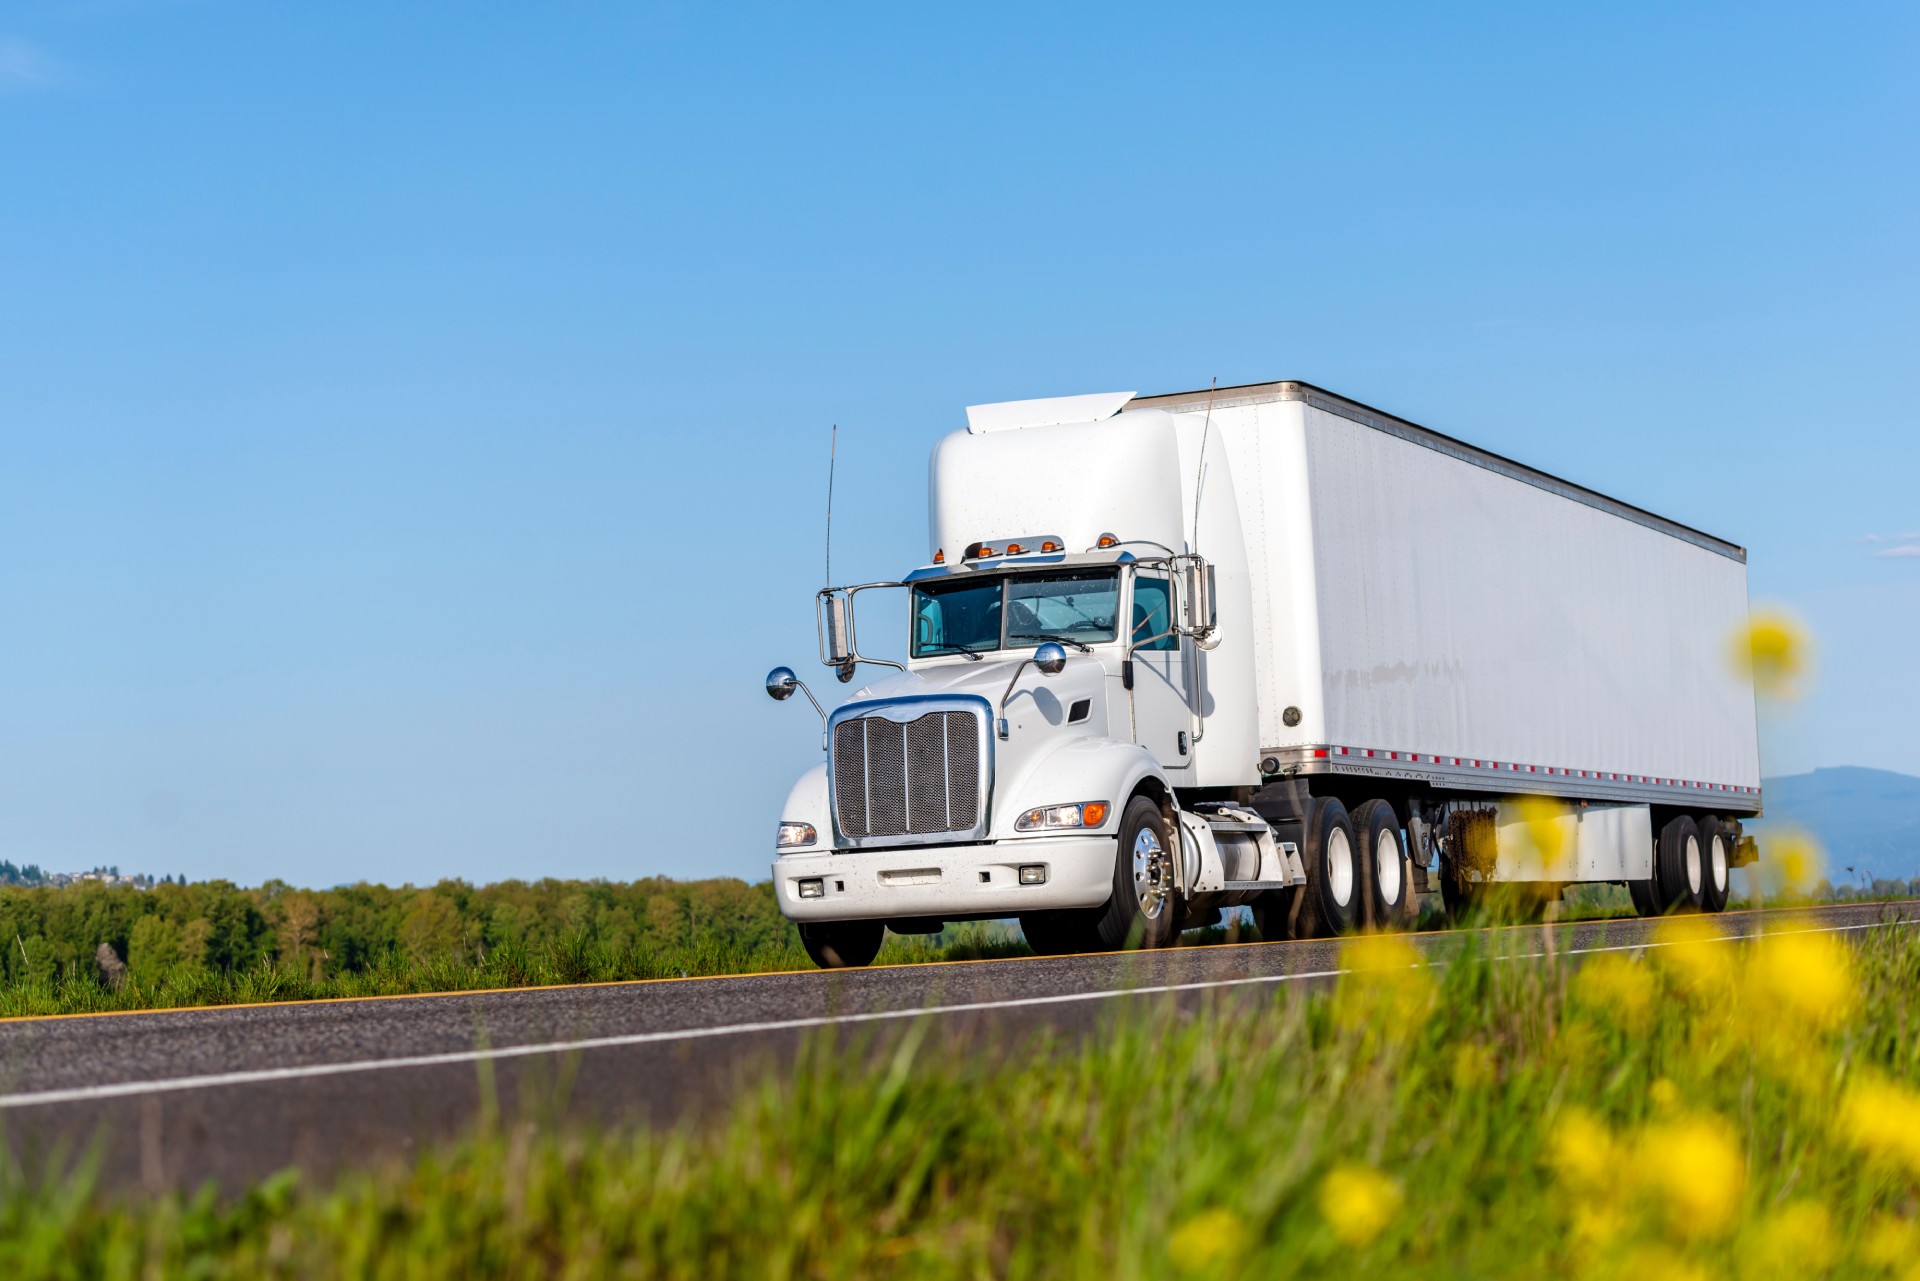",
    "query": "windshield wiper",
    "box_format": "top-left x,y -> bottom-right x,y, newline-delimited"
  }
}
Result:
919,644 -> 985,661
1011,633 -> 1093,653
